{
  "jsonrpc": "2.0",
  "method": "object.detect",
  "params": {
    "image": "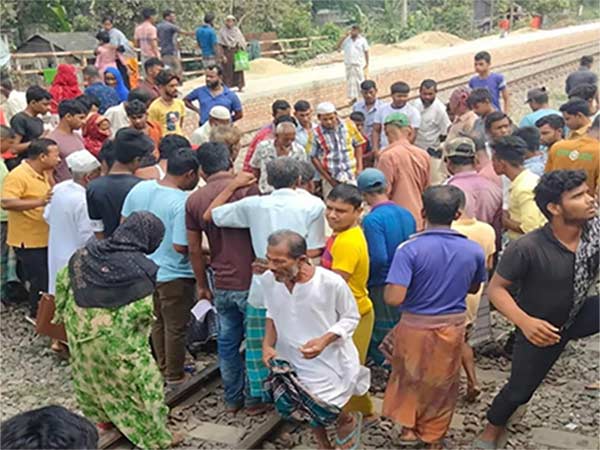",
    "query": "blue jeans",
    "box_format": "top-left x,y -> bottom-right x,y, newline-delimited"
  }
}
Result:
214,289 -> 249,409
